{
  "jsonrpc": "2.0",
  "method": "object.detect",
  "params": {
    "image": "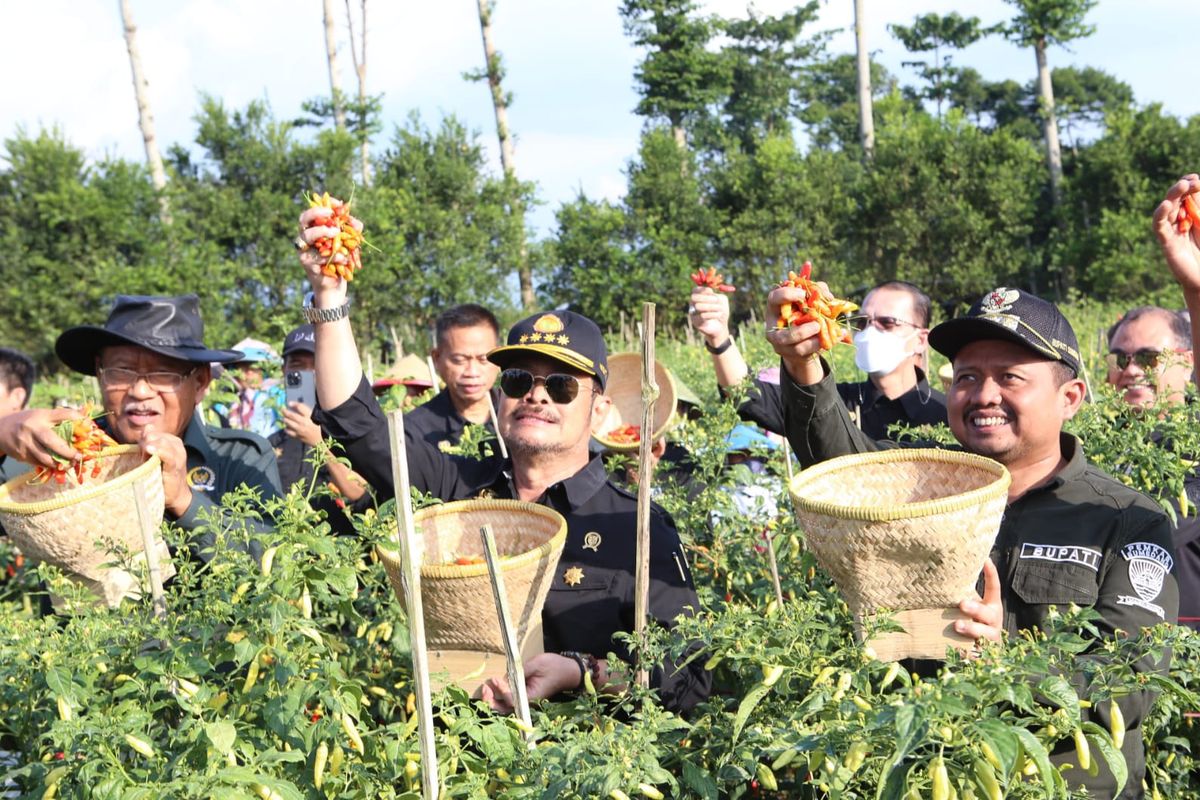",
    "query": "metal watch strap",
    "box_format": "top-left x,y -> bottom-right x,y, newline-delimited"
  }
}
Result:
302,298 -> 351,324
